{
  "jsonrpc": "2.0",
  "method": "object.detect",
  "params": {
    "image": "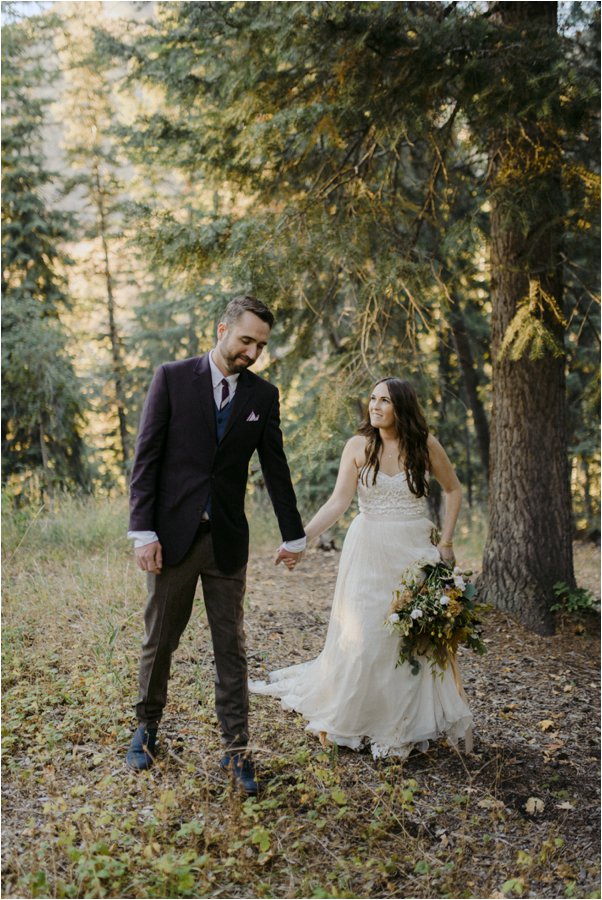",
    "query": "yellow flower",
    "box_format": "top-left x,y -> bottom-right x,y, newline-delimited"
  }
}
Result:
393,589 -> 414,610
447,598 -> 462,617
389,588 -> 416,617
